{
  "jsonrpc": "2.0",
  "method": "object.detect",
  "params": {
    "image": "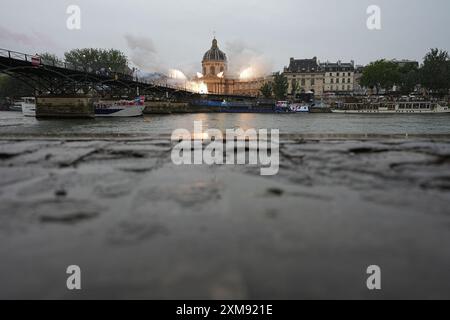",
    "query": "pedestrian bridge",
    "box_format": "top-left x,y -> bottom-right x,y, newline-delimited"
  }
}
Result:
0,48 -> 197,99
